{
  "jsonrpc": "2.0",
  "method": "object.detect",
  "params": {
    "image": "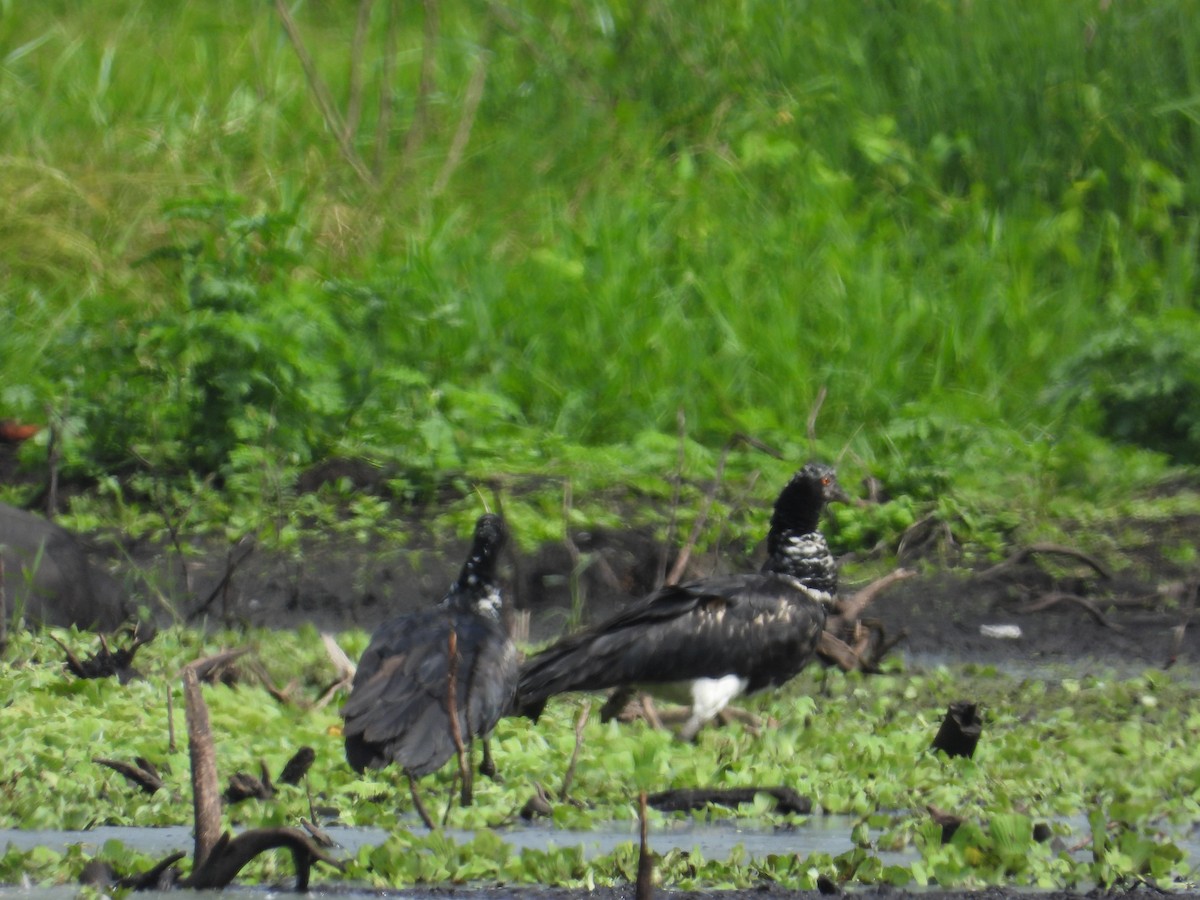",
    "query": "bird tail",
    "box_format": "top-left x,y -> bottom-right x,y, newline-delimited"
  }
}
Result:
513,636 -> 604,720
